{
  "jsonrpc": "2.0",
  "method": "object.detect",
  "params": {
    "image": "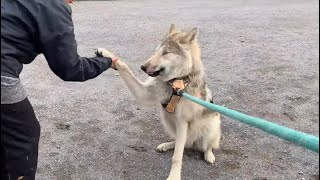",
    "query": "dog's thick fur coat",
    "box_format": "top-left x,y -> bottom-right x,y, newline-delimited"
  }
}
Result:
98,24 -> 221,180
